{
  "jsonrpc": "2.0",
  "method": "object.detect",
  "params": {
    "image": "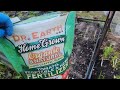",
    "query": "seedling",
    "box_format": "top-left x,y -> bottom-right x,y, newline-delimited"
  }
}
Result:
114,75 -> 120,79
101,45 -> 114,67
0,62 -> 4,66
103,45 -> 113,59
111,52 -> 120,70
98,71 -> 105,79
